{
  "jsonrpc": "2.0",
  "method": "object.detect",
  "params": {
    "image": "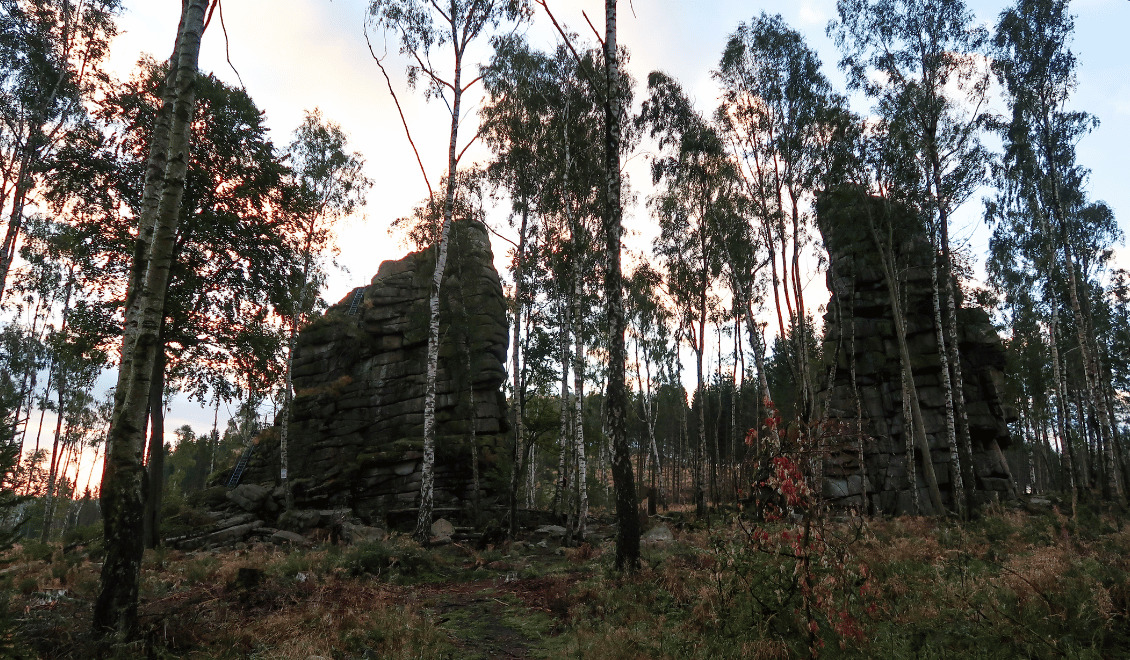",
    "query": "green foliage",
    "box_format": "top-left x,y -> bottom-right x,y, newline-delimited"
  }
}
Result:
0,442 -> 28,552
765,316 -> 822,423
163,424 -> 240,502
341,537 -> 441,581
45,59 -> 312,404
181,555 -> 219,585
